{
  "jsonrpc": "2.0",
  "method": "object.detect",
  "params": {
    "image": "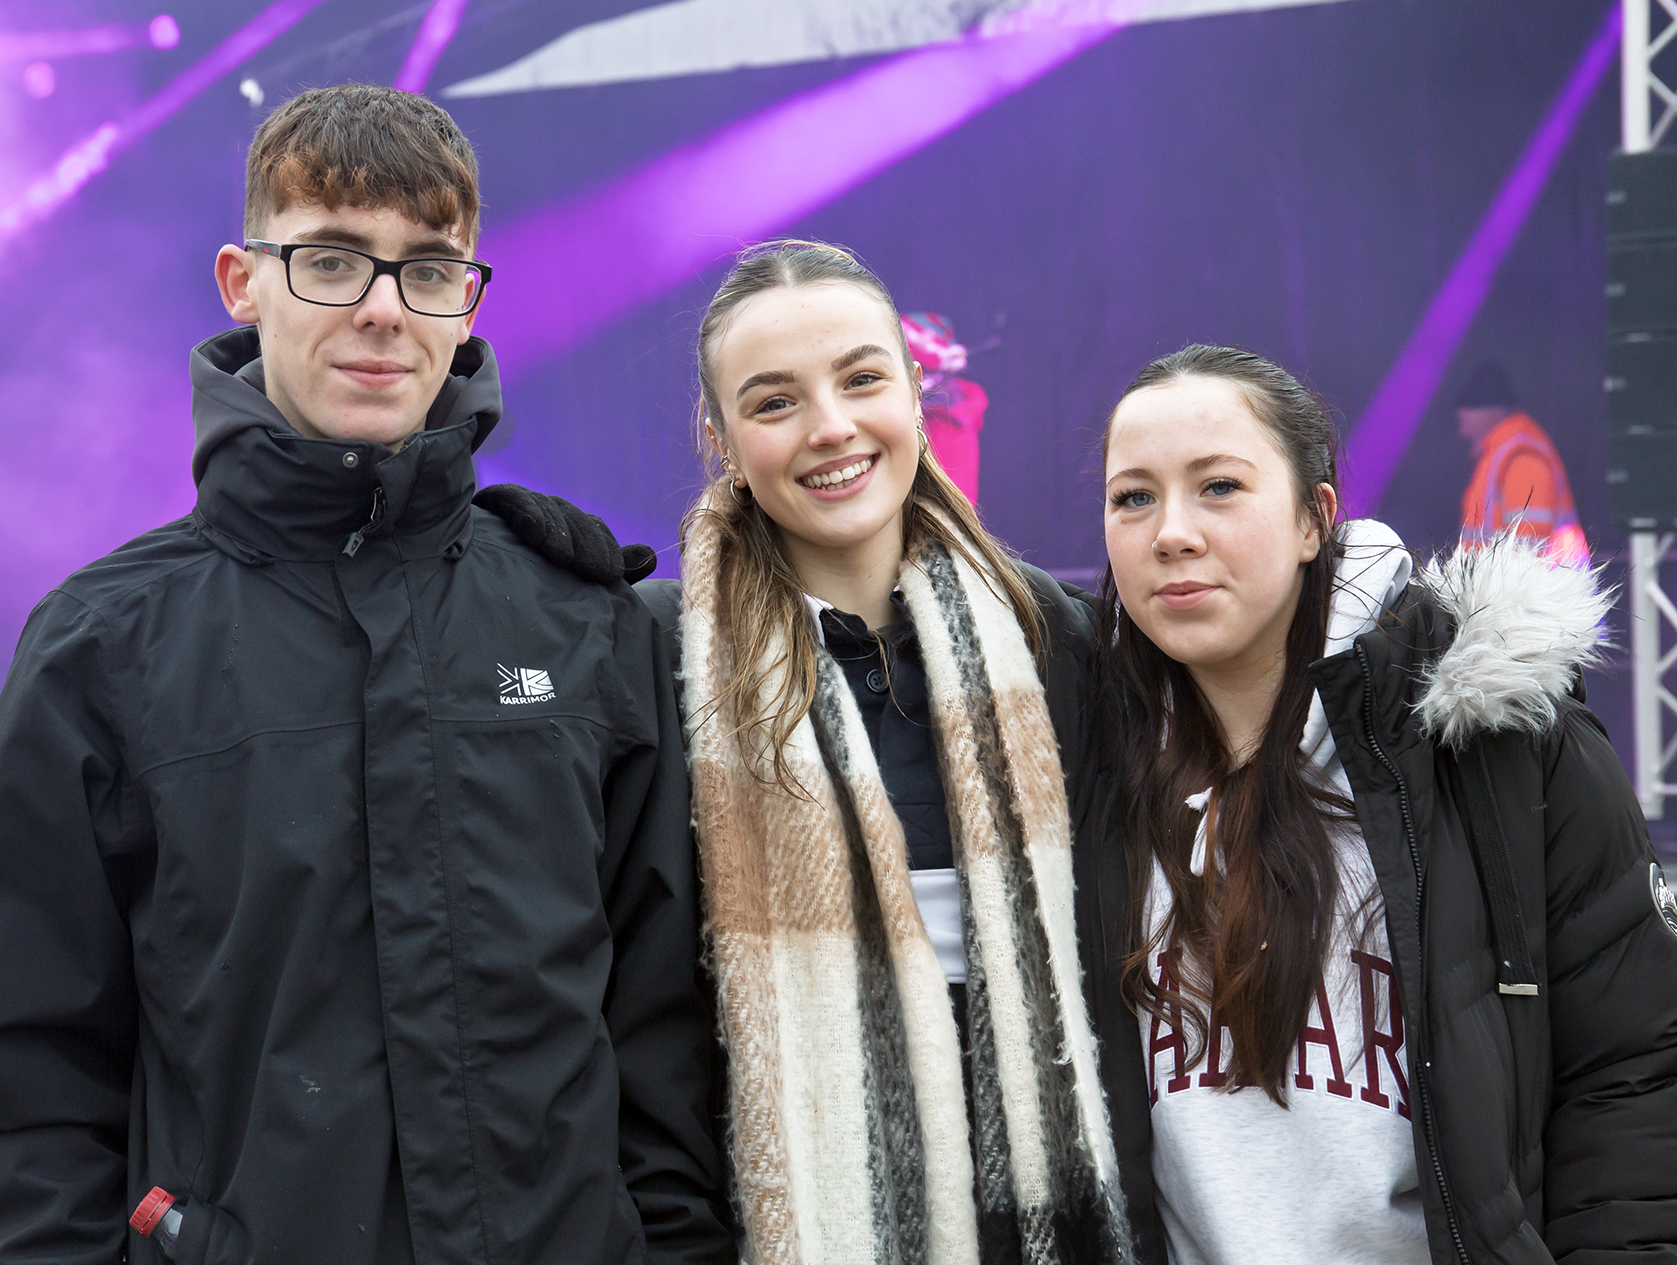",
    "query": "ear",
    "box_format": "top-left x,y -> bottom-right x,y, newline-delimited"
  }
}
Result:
912,359 -> 924,397
704,417 -> 729,463
1299,482 -> 1339,563
458,287 -> 482,343
216,244 -> 259,324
